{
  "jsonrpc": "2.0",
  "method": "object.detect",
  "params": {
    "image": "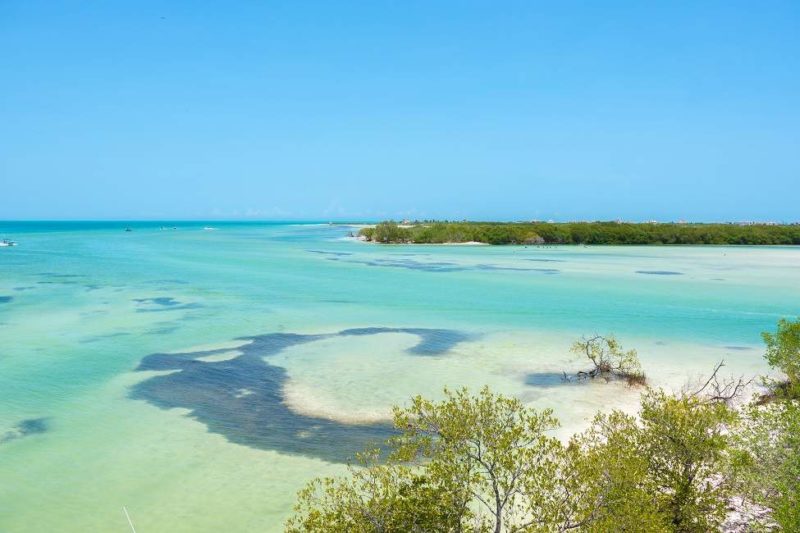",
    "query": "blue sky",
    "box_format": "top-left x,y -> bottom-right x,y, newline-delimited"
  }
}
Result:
1,1 -> 798,221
